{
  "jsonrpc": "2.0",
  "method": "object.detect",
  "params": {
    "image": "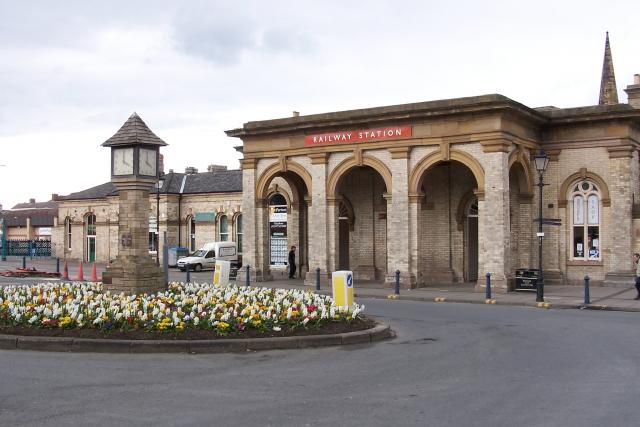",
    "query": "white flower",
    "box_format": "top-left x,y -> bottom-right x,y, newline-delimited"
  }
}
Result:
273,326 -> 281,332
